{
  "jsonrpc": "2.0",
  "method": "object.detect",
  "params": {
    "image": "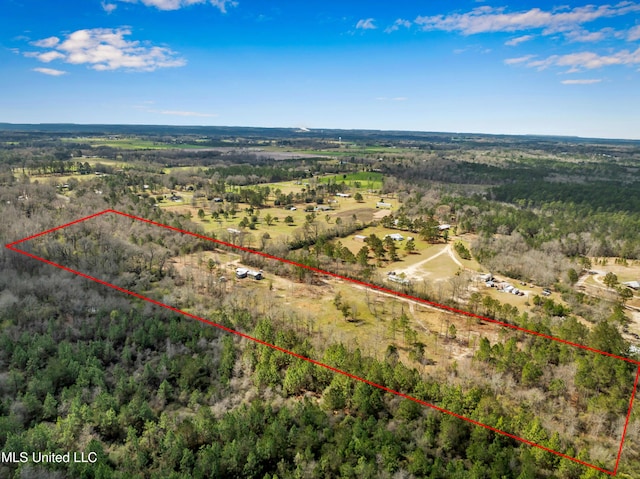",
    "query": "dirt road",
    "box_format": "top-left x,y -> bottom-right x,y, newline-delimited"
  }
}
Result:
393,244 -> 463,279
